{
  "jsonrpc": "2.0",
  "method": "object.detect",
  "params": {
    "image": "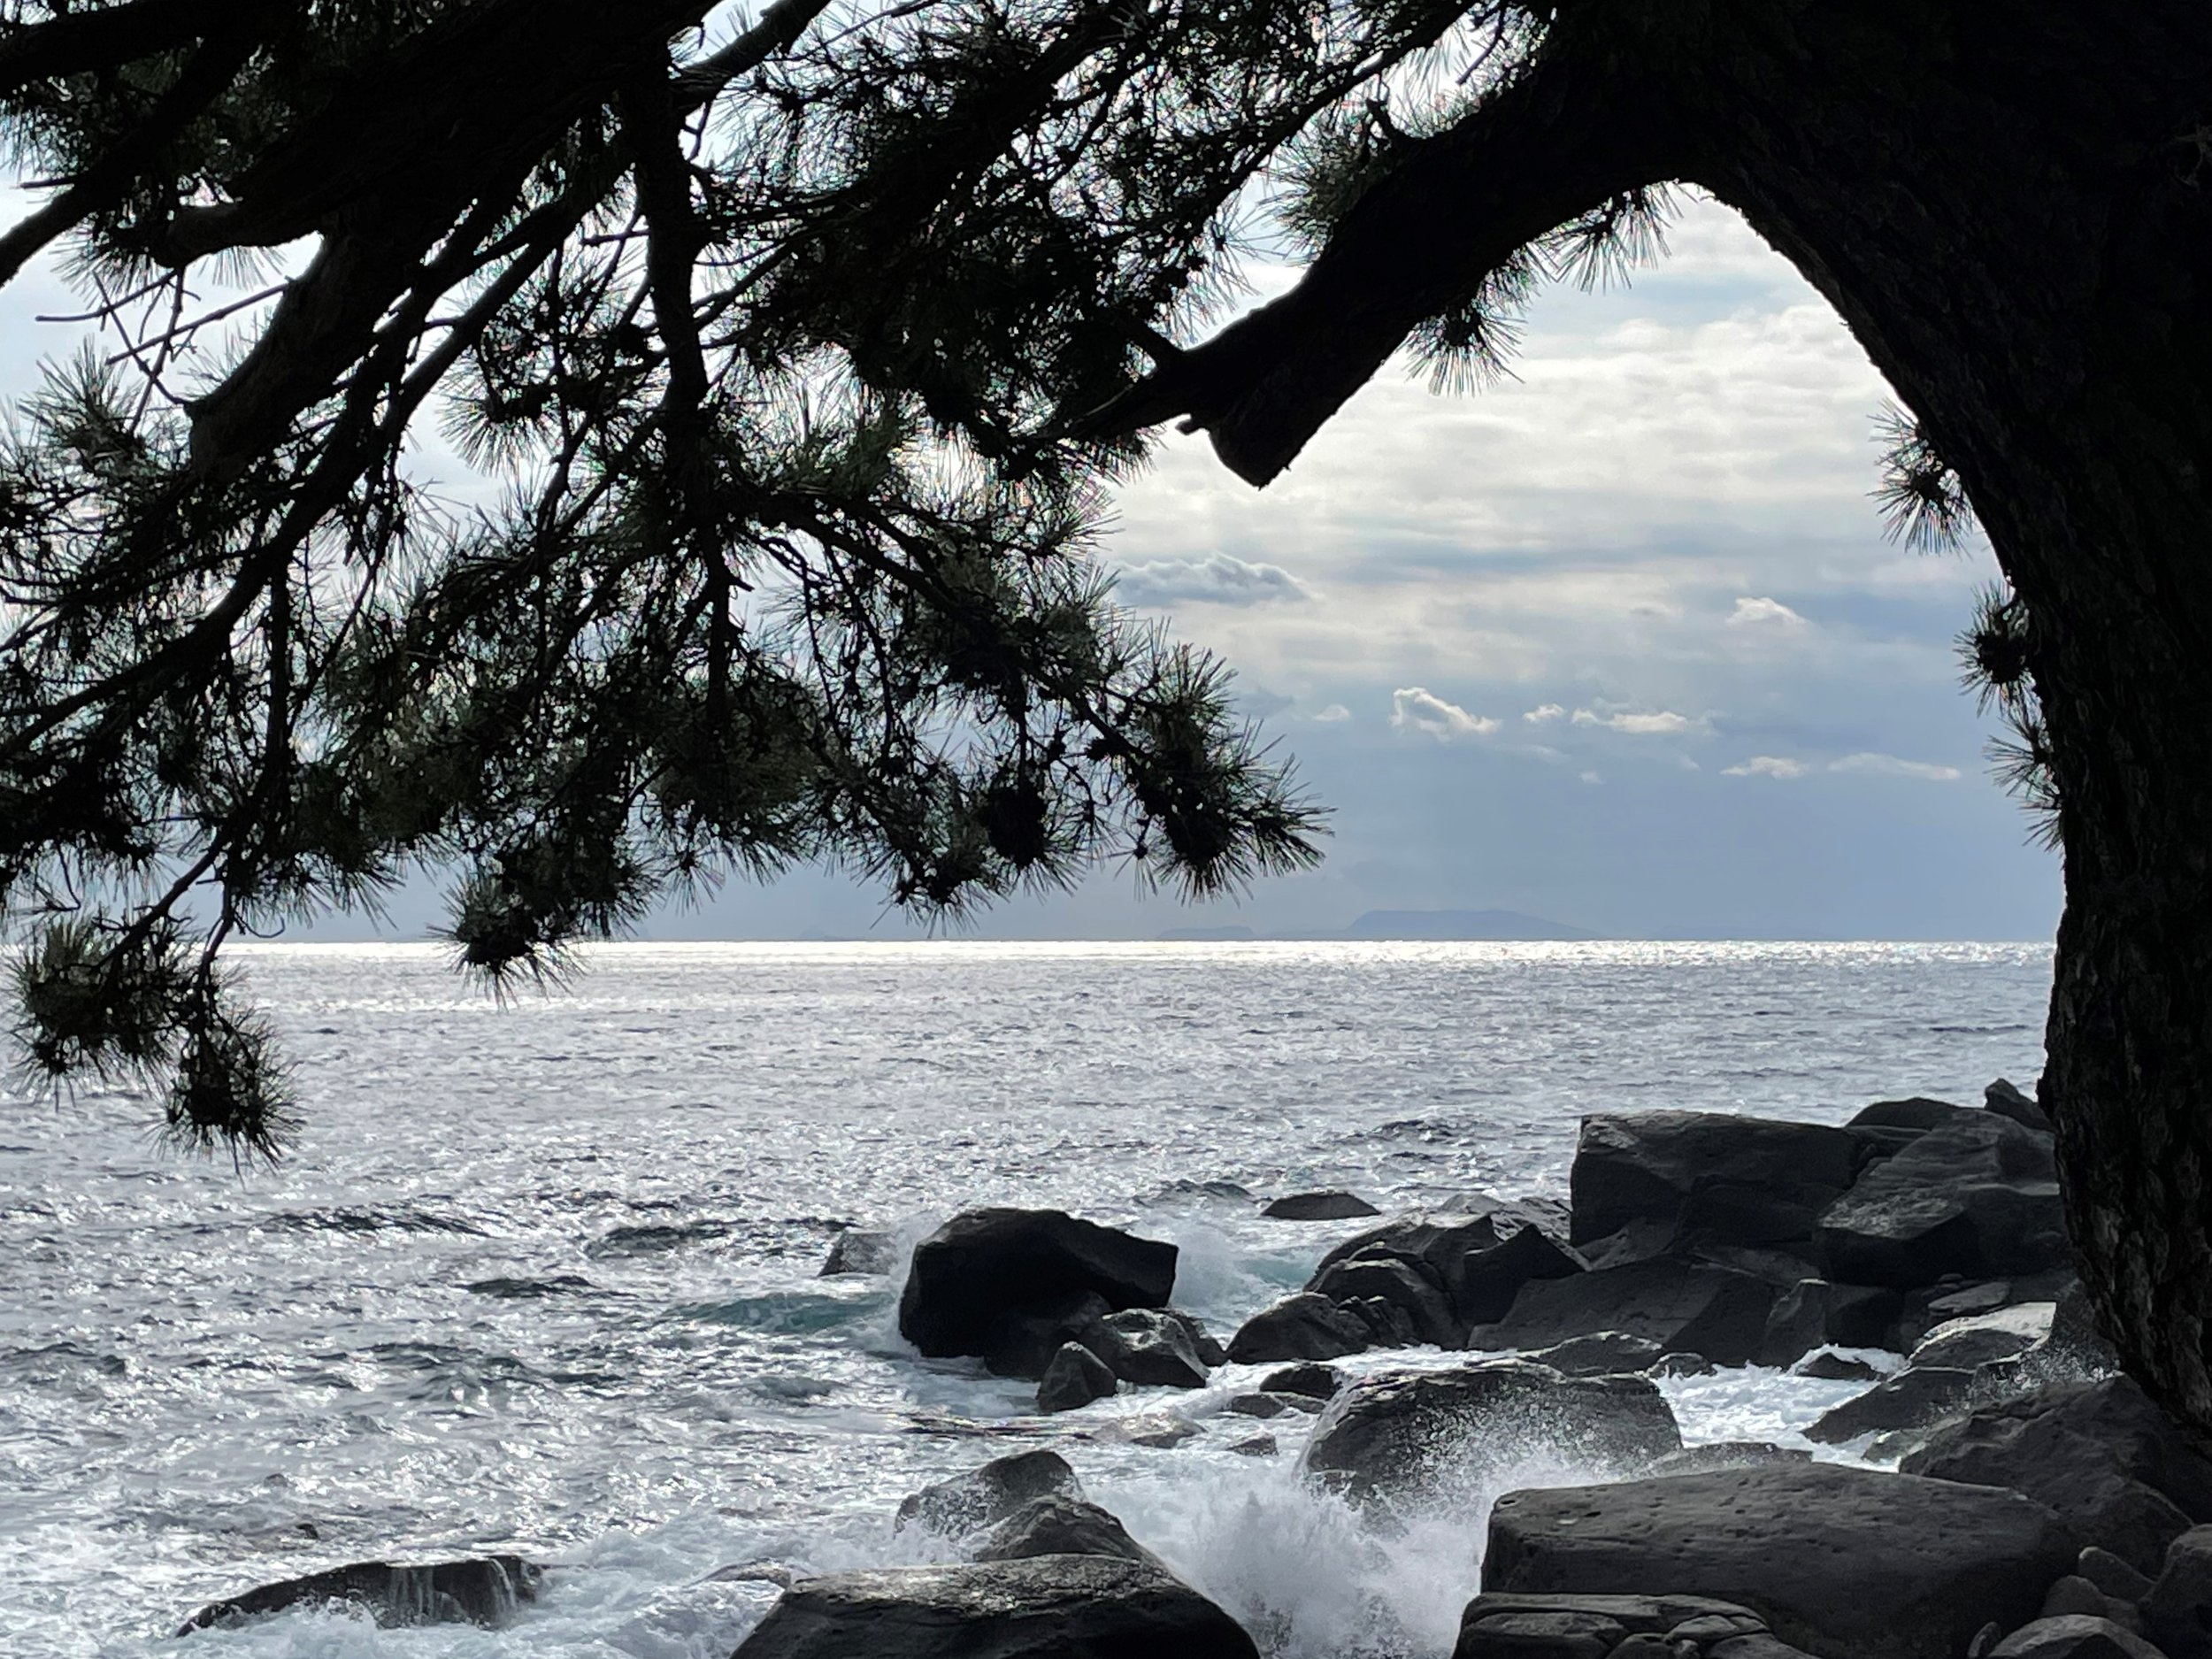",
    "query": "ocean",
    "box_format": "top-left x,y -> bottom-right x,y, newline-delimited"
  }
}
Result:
0,940 -> 2053,1659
